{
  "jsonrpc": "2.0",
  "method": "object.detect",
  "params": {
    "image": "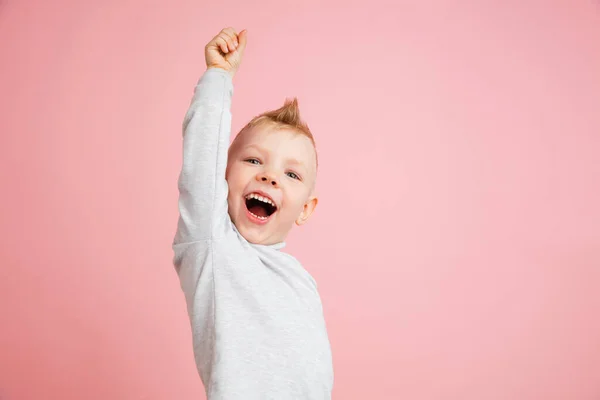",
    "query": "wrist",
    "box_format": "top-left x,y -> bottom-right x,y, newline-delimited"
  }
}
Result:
206,66 -> 235,79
